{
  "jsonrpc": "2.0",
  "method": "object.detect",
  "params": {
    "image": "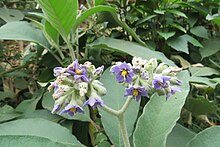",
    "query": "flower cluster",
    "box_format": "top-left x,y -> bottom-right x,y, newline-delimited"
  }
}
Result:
111,57 -> 182,101
48,60 -> 106,116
